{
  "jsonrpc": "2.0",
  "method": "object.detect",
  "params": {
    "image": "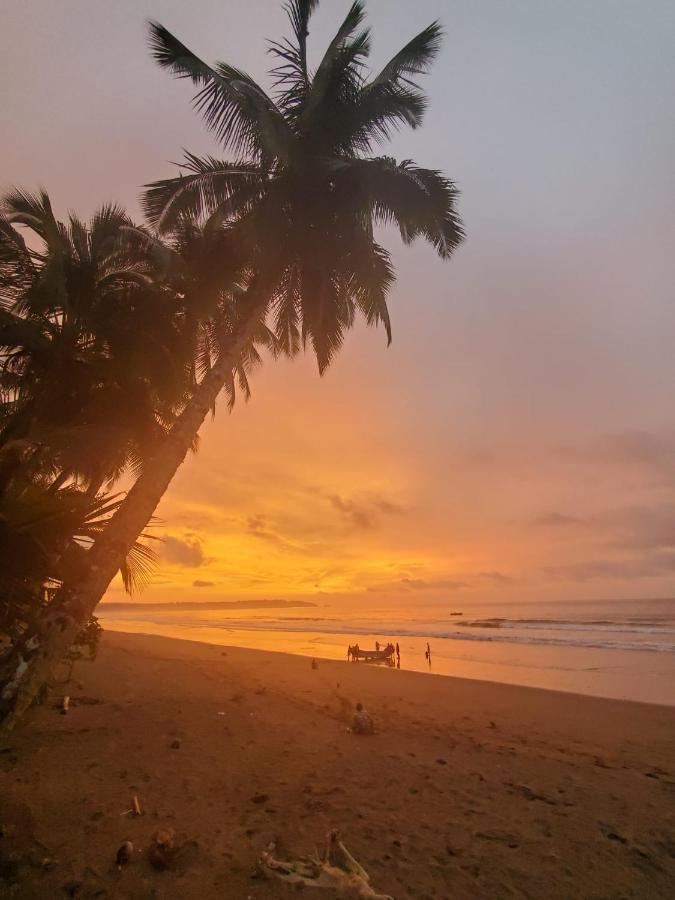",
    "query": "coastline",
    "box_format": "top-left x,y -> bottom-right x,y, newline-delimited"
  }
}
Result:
99,616 -> 675,706
1,631 -> 674,898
